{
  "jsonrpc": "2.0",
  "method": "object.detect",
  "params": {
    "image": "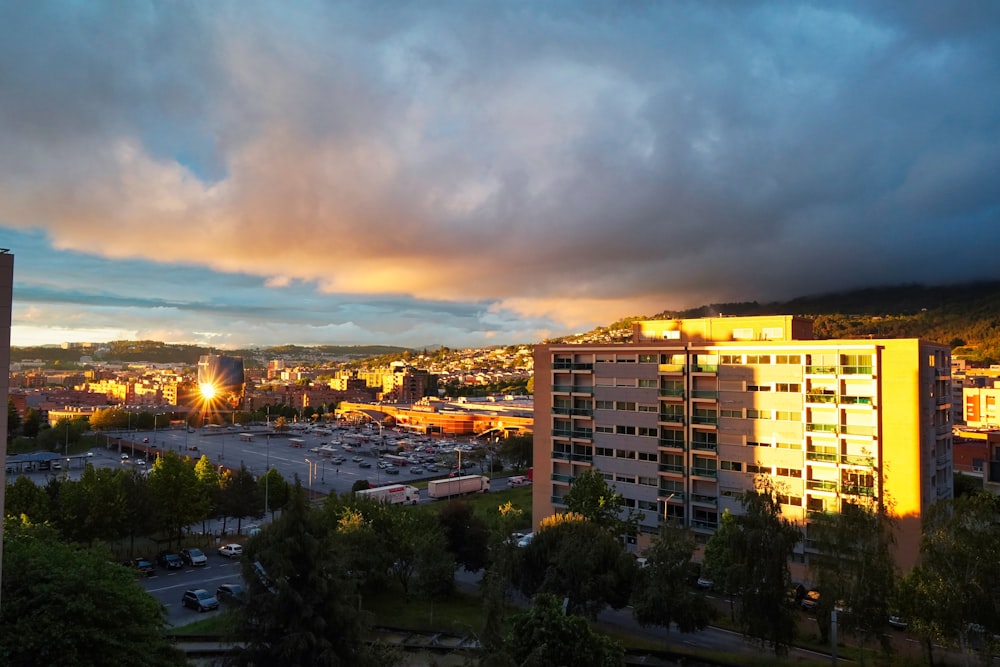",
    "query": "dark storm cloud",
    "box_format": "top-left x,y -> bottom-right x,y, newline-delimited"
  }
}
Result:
2,1 -> 998,346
